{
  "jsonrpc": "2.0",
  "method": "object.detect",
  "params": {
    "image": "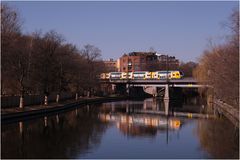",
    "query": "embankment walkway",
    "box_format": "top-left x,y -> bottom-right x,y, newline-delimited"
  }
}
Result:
1,96 -> 126,123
